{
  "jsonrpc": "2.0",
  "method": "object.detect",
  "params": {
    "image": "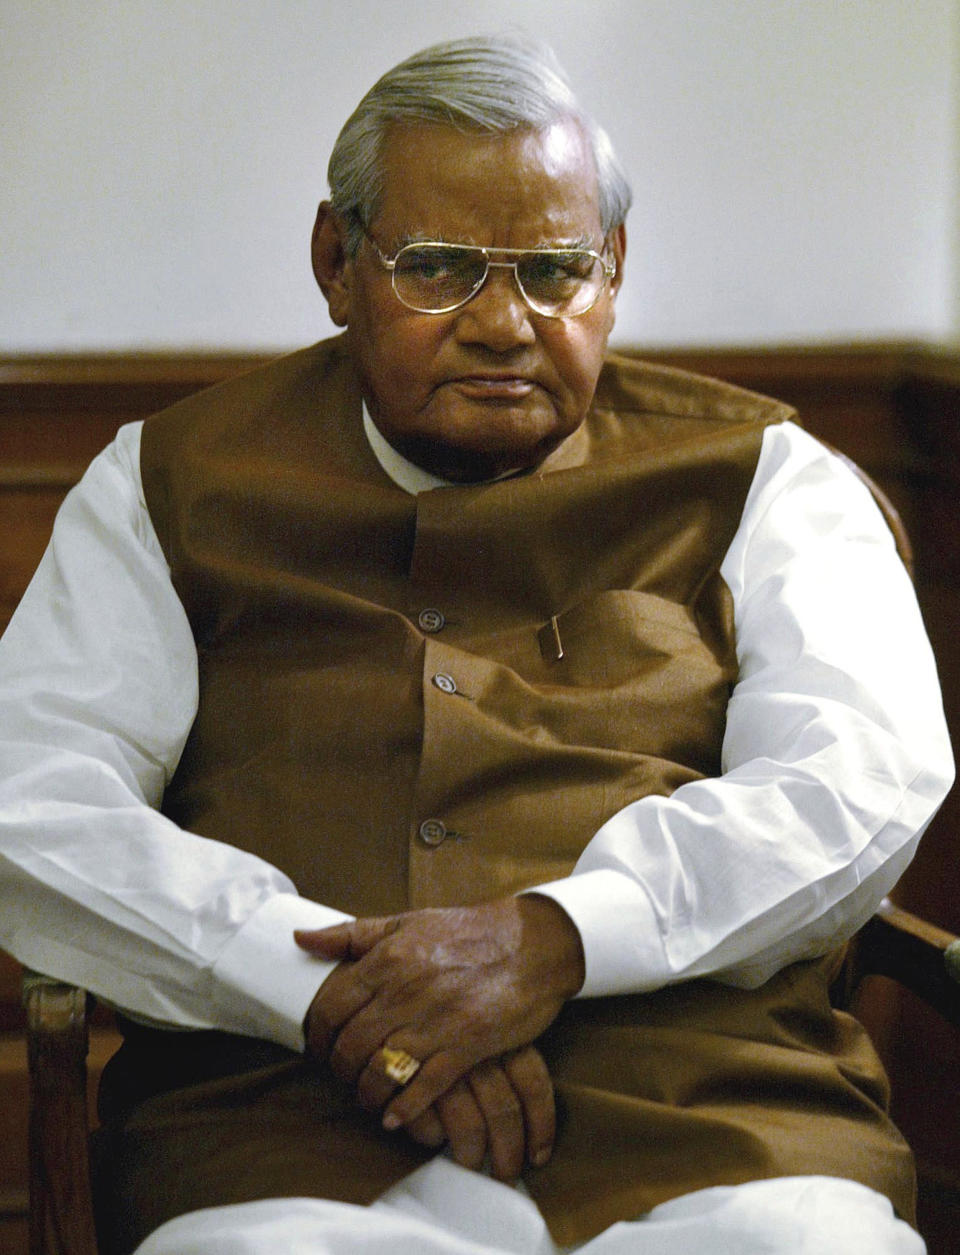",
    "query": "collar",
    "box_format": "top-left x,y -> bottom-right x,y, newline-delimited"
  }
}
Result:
362,405 -> 452,494
361,404 -> 532,494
